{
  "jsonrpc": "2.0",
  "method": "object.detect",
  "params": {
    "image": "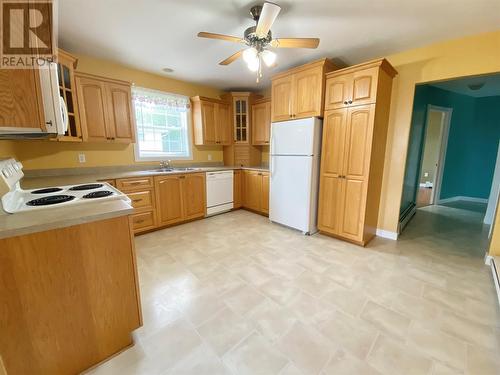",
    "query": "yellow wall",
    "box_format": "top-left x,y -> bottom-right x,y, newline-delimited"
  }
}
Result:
0,53 -> 224,169
380,30 -> 500,235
